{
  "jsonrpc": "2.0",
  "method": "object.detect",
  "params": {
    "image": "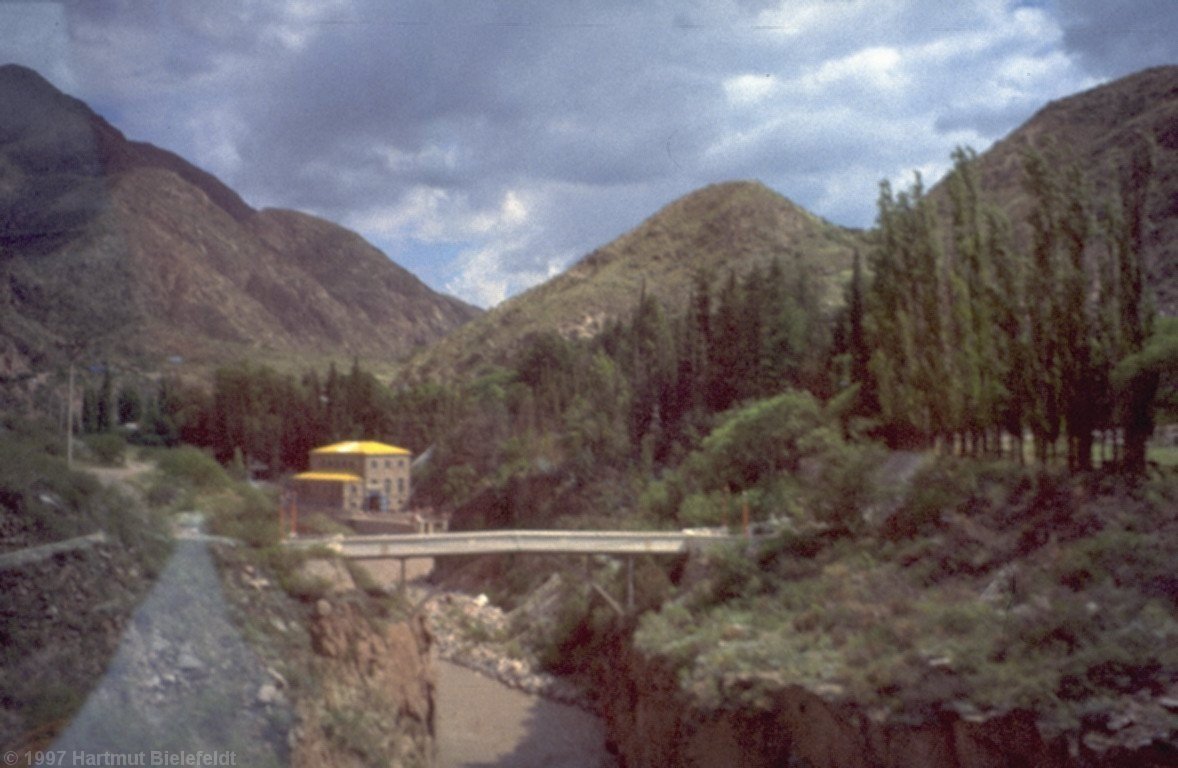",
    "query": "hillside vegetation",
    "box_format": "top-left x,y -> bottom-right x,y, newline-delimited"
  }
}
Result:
403,181 -> 866,379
